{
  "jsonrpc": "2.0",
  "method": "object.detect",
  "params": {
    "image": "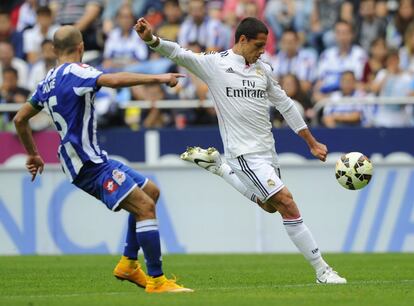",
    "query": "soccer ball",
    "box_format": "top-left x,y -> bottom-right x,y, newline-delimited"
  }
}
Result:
335,152 -> 373,190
